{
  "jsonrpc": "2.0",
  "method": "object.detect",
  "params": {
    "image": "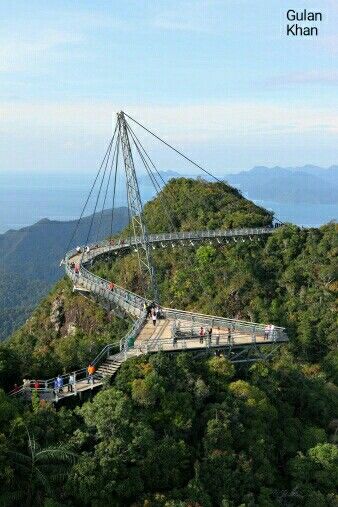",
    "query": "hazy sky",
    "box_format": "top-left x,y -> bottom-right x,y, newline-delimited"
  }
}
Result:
0,0 -> 337,174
